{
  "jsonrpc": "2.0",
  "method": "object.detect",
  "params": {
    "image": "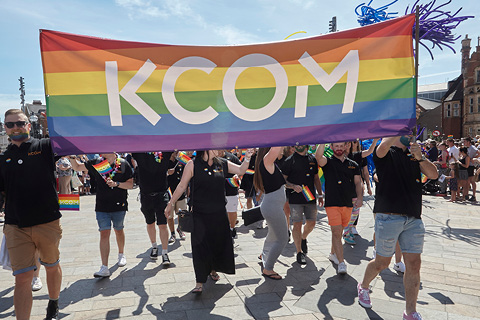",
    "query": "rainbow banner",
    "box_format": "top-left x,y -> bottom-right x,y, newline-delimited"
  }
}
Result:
227,177 -> 240,188
58,194 -> 80,211
302,185 -> 315,202
40,15 -> 415,155
177,152 -> 191,165
92,159 -> 113,175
